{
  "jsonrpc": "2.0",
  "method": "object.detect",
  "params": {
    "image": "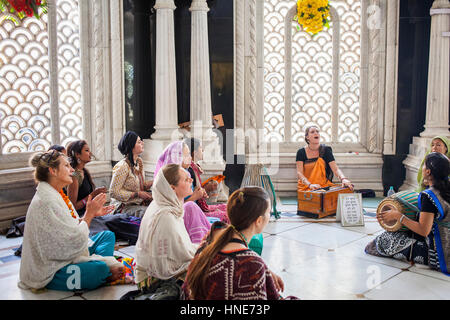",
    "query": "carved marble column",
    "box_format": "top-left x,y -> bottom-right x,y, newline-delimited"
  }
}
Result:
401,0 -> 450,190
143,0 -> 182,175
151,0 -> 181,141
420,0 -> 450,138
189,0 -> 213,139
189,0 -> 225,176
